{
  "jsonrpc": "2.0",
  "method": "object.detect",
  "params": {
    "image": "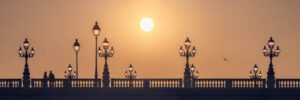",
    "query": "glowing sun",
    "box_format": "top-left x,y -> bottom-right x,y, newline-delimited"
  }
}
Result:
140,18 -> 154,32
